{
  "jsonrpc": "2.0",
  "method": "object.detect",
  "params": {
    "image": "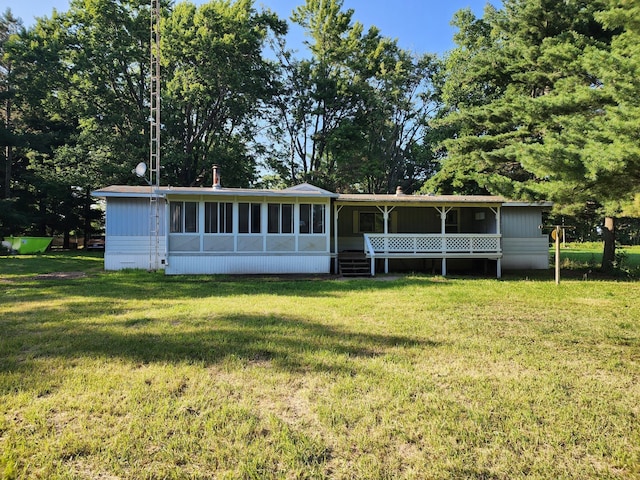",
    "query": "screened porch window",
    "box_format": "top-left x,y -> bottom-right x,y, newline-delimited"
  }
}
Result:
268,203 -> 293,234
170,201 -> 198,233
205,202 -> 233,233
299,204 -> 325,234
239,203 -> 261,233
